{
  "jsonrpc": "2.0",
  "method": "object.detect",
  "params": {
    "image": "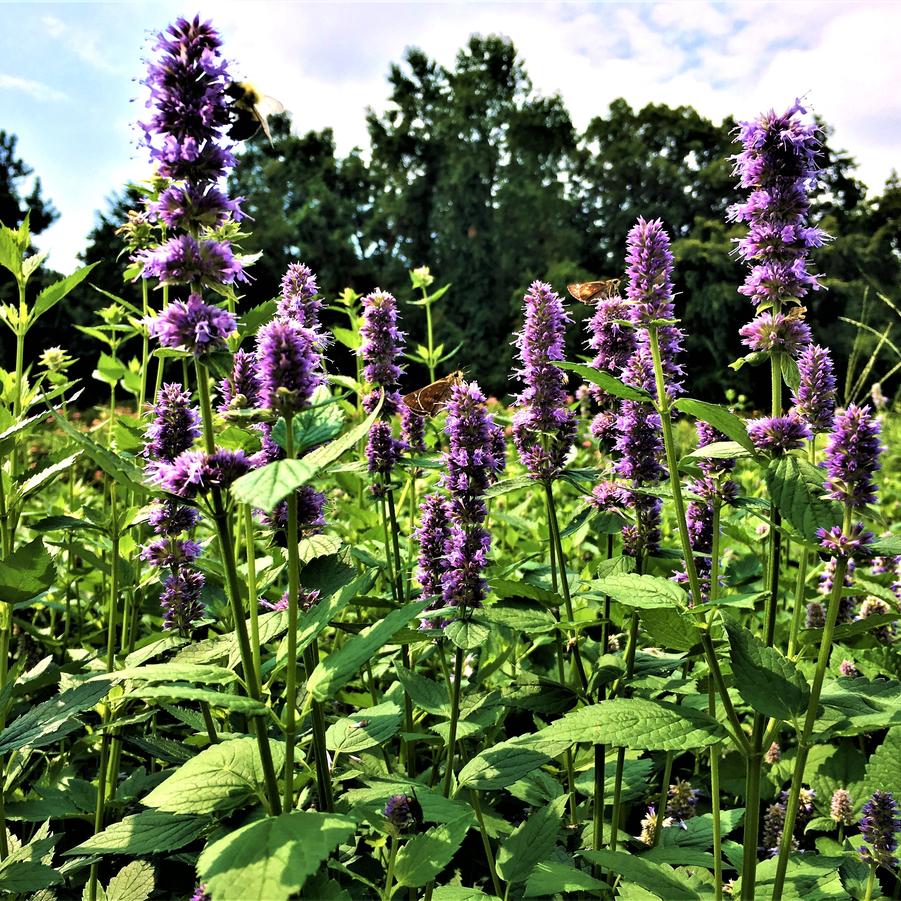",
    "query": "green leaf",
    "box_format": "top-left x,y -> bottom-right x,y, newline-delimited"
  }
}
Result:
395,814 -> 471,887
540,698 -> 727,750
524,861 -> 606,898
238,300 -> 277,337
331,326 -> 361,350
673,398 -> 756,454
128,685 -> 267,715
307,599 -> 429,701
725,620 -> 810,721
271,400 -> 345,455
581,850 -> 700,899
0,860 -> 63,893
232,399 -> 382,511
17,453 -> 82,503
67,811 -> 208,856
30,263 -> 98,324
592,573 -> 687,610
141,736 -> 285,814
457,737 -> 556,791
0,678 -> 111,754
479,601 -> 556,635
325,700 -> 403,753
0,537 -> 55,603
112,663 -> 239,684
869,535 -> 901,556
640,607 -> 701,651
496,795 -> 568,885
105,860 -> 154,901
484,475 -> 536,498
0,222 -> 22,279
765,456 -> 843,541
445,618 -> 491,650
0,411 -> 44,455
490,579 -> 563,607
197,811 -> 355,901
862,727 -> 901,800
394,665 -> 450,716
554,361 -> 652,402
684,440 -> 751,462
